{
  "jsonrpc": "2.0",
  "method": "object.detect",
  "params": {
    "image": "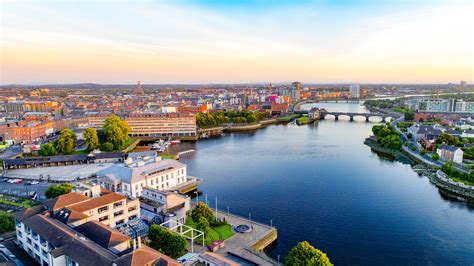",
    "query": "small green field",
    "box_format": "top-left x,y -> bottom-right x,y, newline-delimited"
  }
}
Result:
277,114 -> 300,122
0,195 -> 38,208
184,218 -> 234,245
296,116 -> 310,123
449,176 -> 474,186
